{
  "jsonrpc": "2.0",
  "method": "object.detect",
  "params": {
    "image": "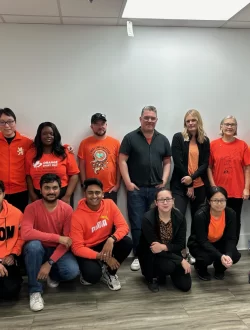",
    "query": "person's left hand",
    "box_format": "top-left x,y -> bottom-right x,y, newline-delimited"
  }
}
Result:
100,237 -> 114,261
2,254 -> 15,266
242,188 -> 249,200
150,242 -> 165,254
156,181 -> 167,189
37,262 -> 52,281
109,185 -> 120,193
181,176 -> 192,186
61,195 -> 71,205
186,187 -> 195,200
67,145 -> 74,154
